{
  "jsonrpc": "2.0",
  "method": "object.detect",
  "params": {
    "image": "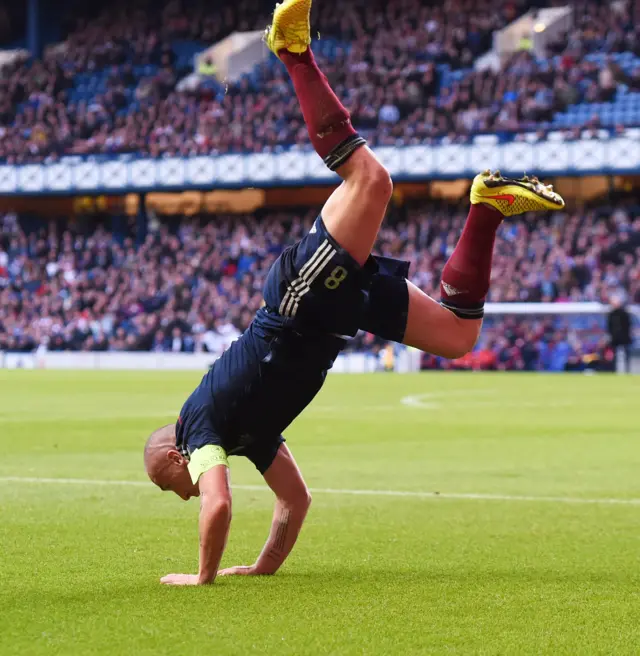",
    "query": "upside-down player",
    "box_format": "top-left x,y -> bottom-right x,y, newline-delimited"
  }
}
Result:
144,0 -> 565,585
